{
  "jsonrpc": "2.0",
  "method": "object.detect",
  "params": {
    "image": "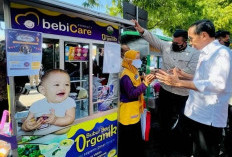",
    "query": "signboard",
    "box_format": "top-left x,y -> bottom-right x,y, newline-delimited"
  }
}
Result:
6,29 -> 42,76
10,3 -> 119,42
17,112 -> 118,157
67,112 -> 117,156
123,2 -> 148,29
